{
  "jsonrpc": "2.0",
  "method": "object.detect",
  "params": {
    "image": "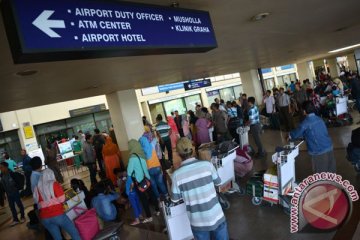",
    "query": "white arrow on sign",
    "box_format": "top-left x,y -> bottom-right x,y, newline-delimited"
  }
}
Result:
32,10 -> 66,38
